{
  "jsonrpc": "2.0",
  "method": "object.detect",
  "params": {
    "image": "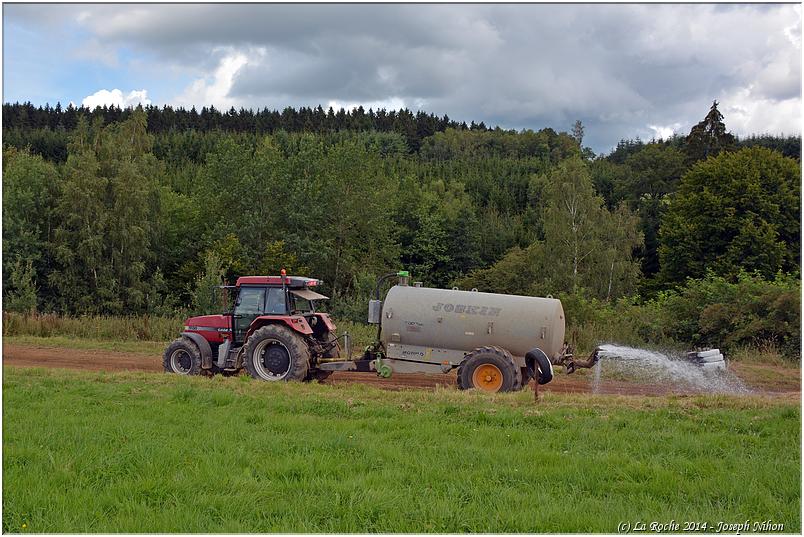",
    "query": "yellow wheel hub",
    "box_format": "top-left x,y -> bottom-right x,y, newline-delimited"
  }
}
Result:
472,363 -> 503,392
